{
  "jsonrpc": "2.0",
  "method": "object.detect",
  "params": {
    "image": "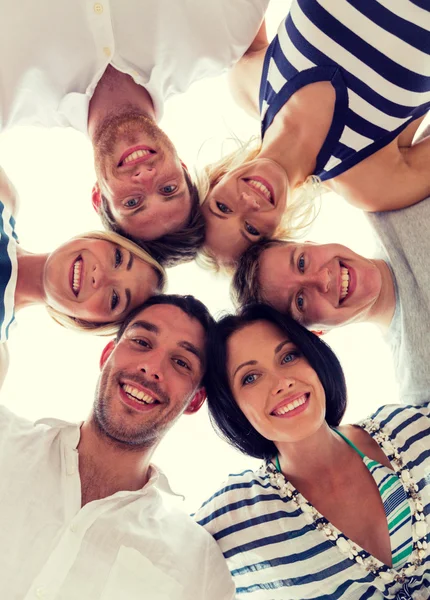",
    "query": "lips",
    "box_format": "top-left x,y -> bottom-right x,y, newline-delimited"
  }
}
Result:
271,392 -> 309,417
119,382 -> 161,413
243,177 -> 275,206
117,145 -> 156,167
339,262 -> 356,304
70,256 -> 83,297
